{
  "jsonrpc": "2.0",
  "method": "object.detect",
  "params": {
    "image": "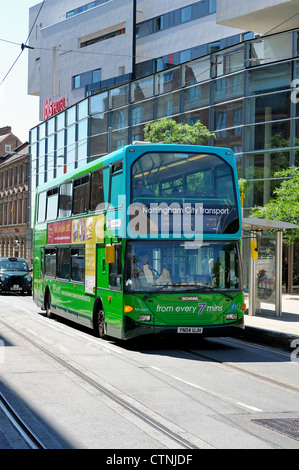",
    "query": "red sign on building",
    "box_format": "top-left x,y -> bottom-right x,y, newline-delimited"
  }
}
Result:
43,97 -> 67,120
